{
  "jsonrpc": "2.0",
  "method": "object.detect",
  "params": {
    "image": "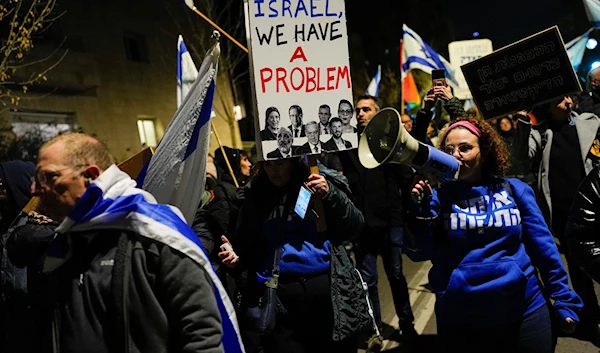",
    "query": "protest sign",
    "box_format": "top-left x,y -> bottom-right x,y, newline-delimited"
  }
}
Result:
448,39 -> 493,99
461,26 -> 581,120
118,146 -> 154,179
244,0 -> 356,160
